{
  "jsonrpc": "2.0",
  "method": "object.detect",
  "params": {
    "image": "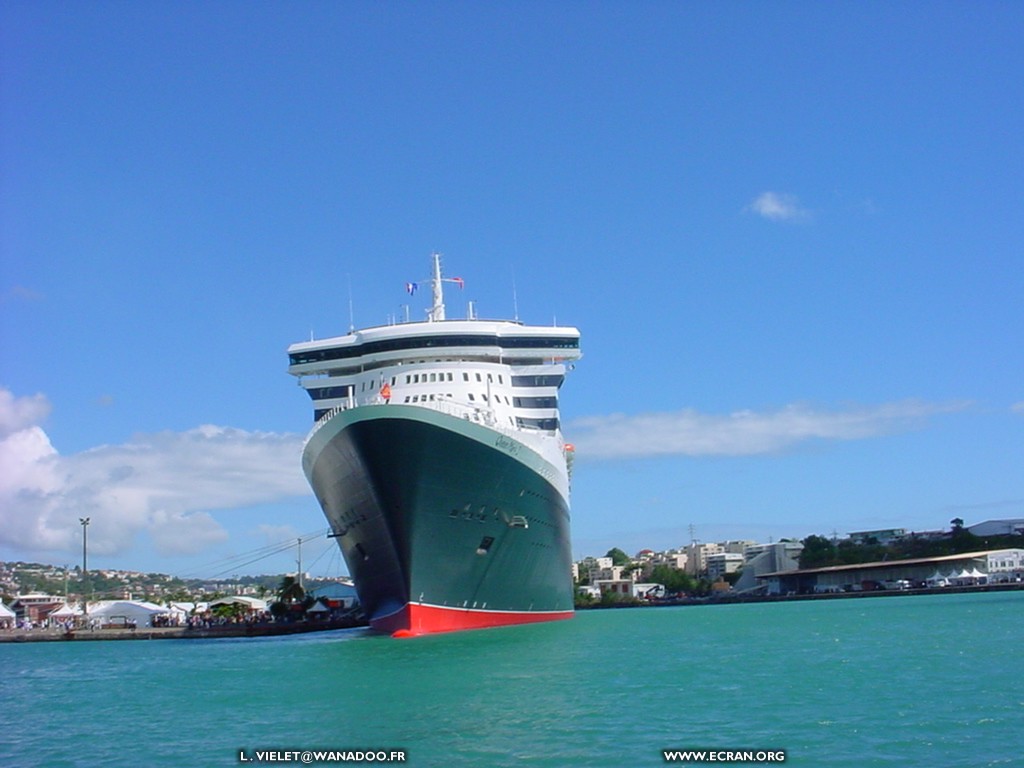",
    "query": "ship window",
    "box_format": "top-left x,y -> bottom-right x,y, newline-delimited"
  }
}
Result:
476,536 -> 495,555
475,373 -> 482,382
447,372 -> 453,381
406,375 -> 411,383
516,416 -> 560,430
307,385 -> 353,401
463,372 -> 469,382
404,396 -> 410,403
391,377 -> 396,385
430,373 -> 437,382
511,375 -> 565,388
513,396 -> 558,409
468,393 -> 475,401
